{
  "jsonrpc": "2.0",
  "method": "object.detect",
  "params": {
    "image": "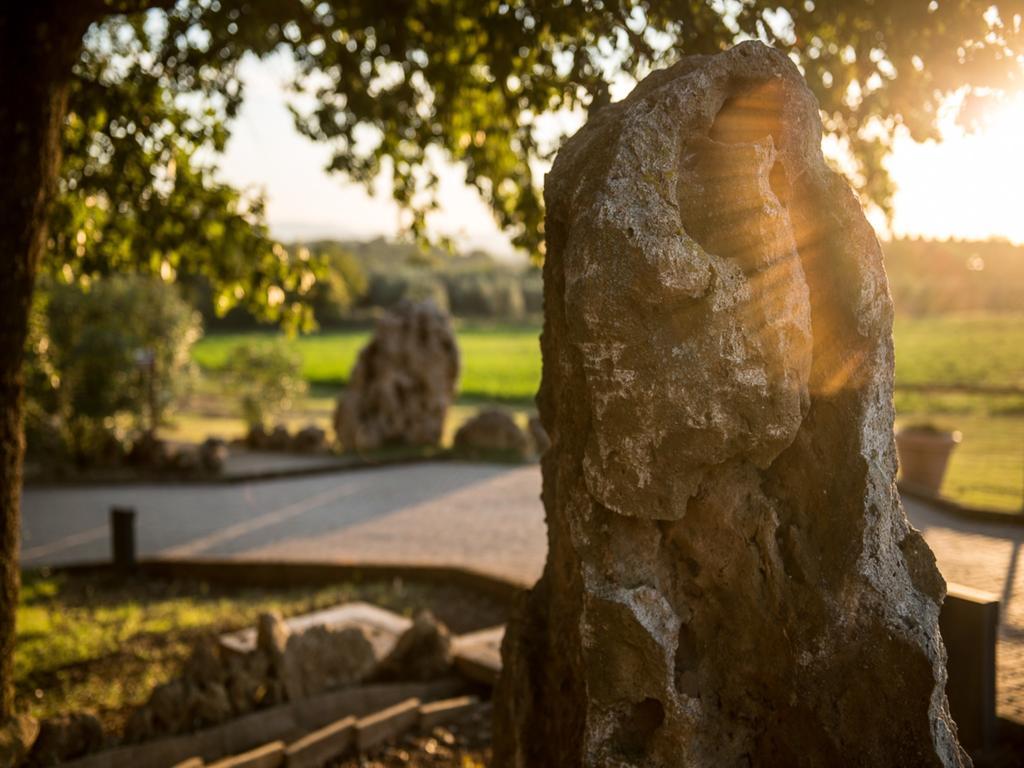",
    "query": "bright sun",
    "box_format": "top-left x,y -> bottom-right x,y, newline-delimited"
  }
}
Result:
886,92 -> 1024,244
